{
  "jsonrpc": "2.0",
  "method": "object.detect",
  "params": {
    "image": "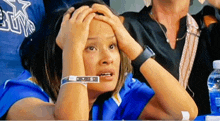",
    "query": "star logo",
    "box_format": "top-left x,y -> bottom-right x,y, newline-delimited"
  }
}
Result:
3,0 -> 31,19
